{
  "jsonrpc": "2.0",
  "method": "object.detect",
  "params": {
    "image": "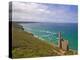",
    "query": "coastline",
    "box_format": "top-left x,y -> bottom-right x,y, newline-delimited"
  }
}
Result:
24,27 -> 78,53
23,28 -> 77,52
12,22 -> 78,58
25,30 -> 57,47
